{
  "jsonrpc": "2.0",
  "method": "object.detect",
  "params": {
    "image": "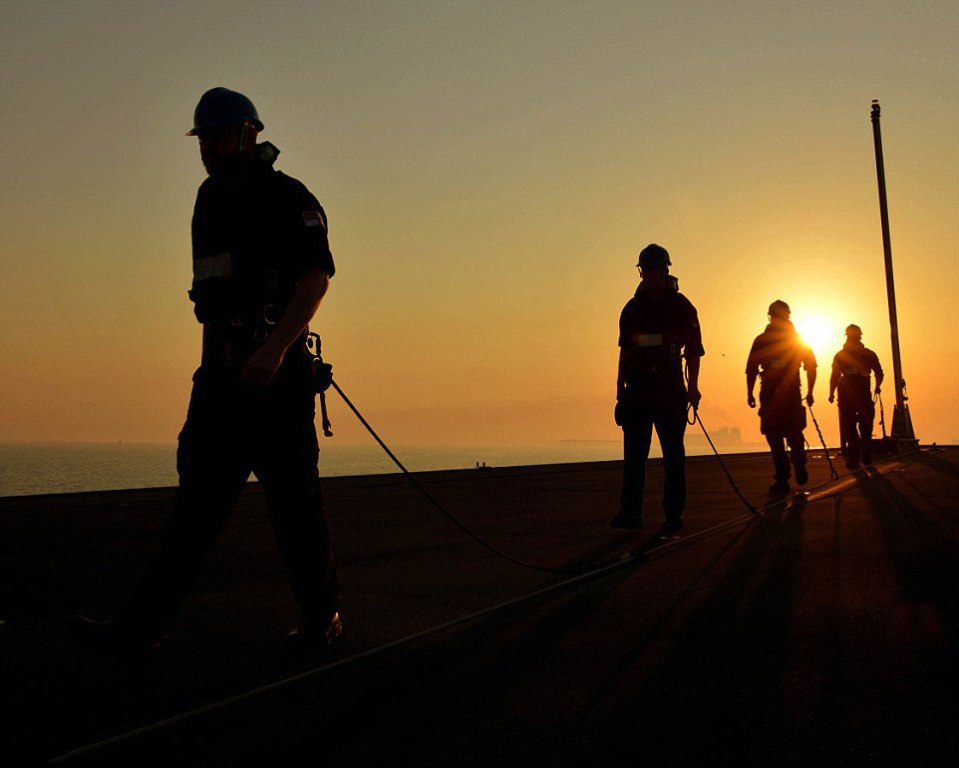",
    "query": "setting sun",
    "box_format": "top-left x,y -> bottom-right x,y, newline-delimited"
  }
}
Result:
793,313 -> 842,362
